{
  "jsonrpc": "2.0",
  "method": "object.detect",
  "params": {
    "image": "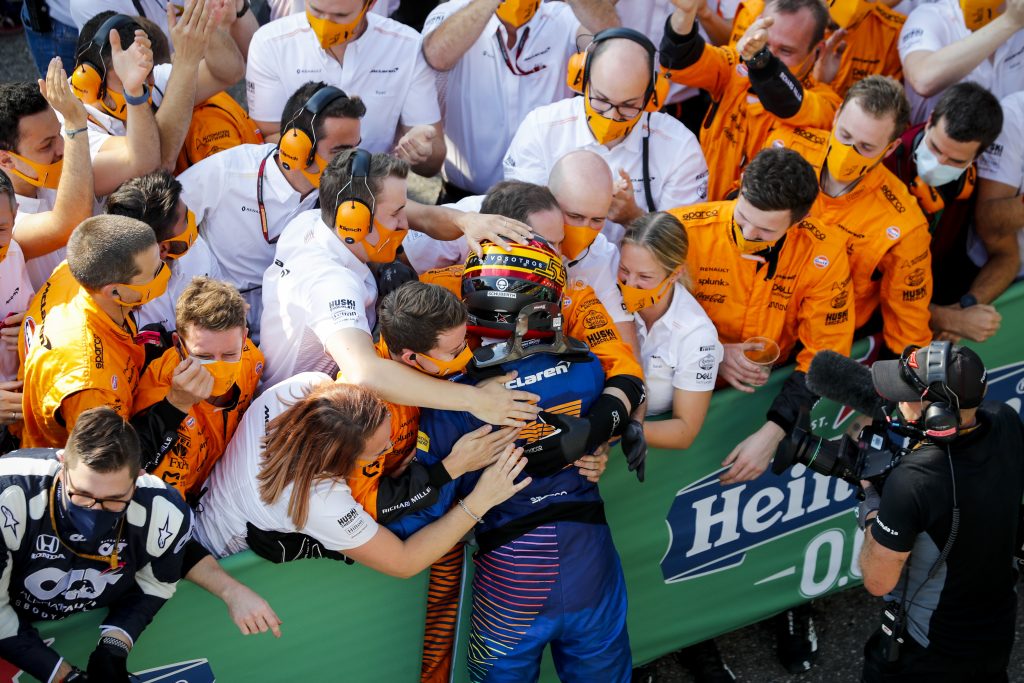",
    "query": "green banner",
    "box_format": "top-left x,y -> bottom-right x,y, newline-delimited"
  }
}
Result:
9,283 -> 1024,682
